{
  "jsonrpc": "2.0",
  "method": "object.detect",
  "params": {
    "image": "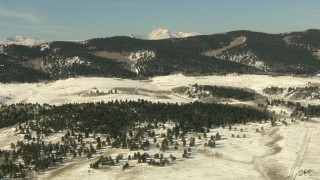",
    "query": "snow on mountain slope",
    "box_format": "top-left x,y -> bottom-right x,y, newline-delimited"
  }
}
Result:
0,35 -> 47,46
123,50 -> 156,74
130,28 -> 201,40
